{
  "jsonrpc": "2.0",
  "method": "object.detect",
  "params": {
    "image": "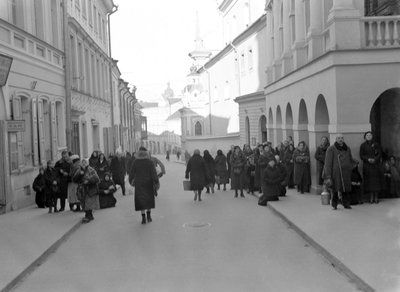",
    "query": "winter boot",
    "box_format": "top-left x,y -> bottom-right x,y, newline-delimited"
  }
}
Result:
240,191 -> 245,198
234,190 -> 238,198
82,211 -> 91,223
146,211 -> 152,223
194,191 -> 198,201
198,191 -> 202,201
141,213 -> 147,224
